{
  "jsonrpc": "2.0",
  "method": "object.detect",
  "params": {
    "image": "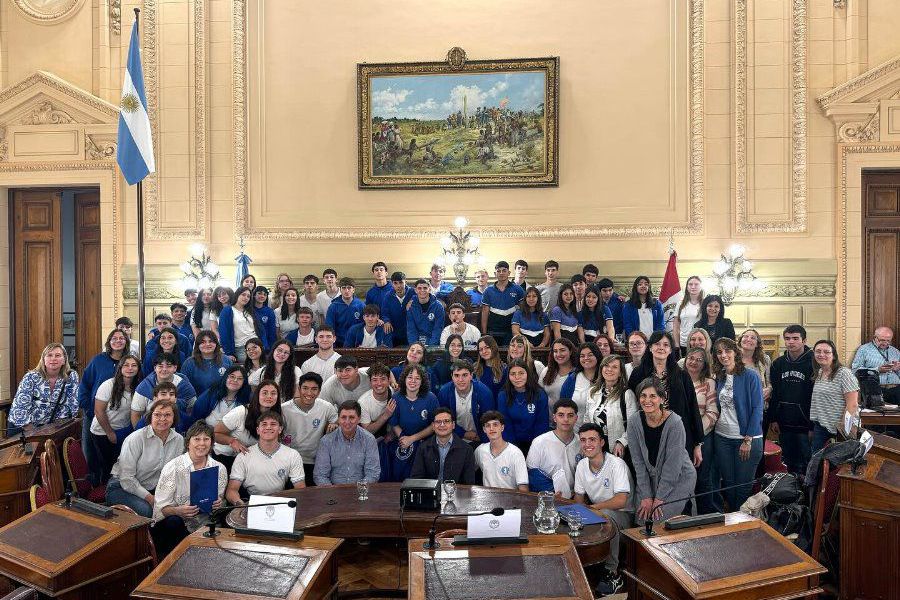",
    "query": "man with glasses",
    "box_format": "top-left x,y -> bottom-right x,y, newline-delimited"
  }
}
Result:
410,407 -> 479,484
851,326 -> 900,404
